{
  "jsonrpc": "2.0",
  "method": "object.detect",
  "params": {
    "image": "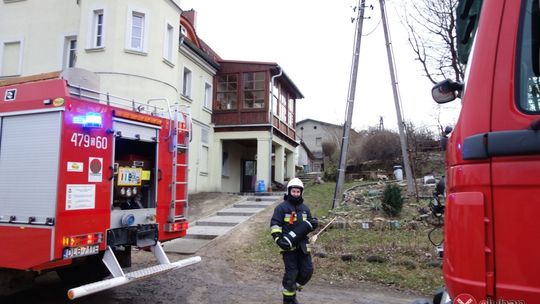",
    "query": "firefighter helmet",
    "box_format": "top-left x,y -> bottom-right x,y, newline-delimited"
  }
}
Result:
287,178 -> 304,190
